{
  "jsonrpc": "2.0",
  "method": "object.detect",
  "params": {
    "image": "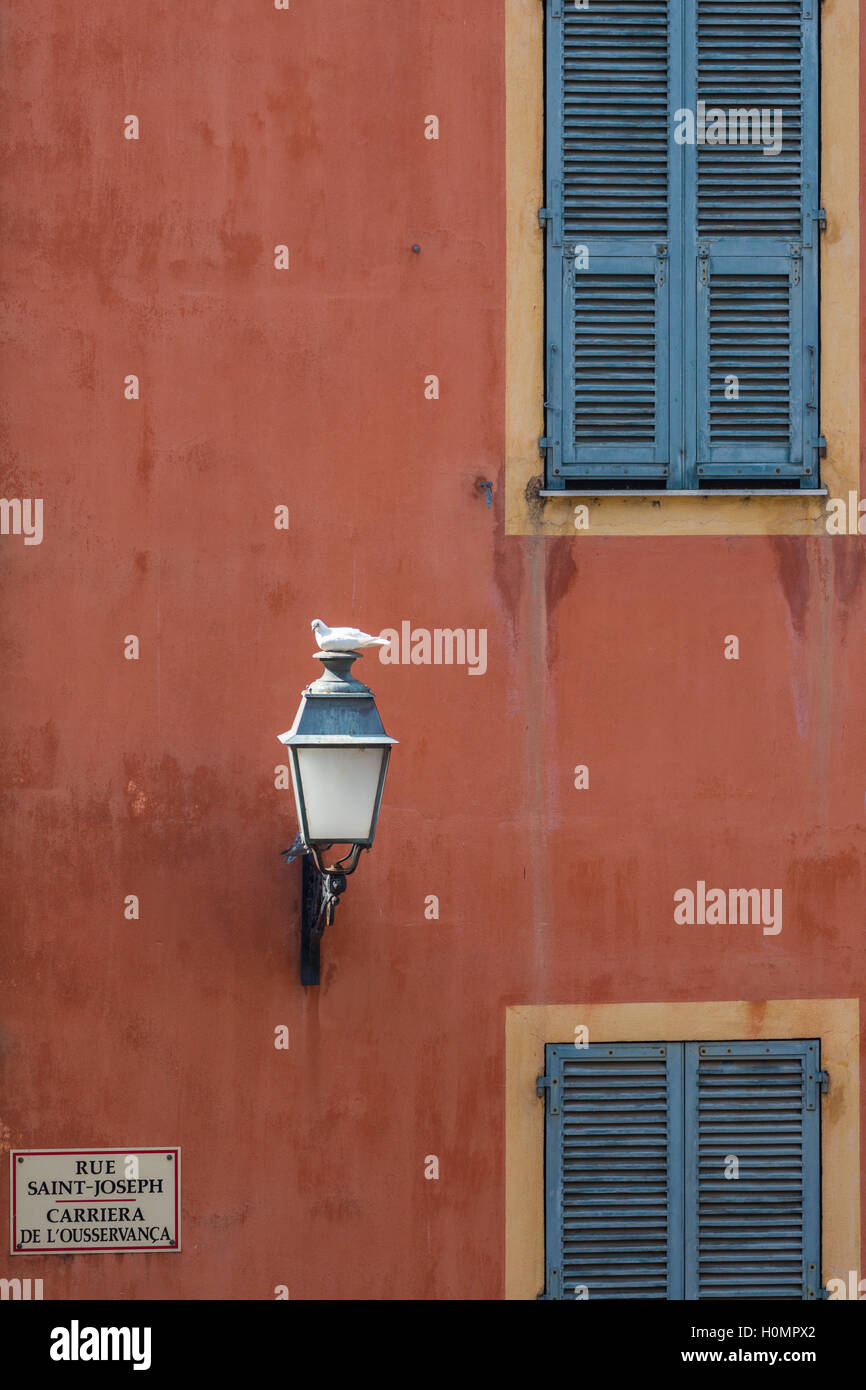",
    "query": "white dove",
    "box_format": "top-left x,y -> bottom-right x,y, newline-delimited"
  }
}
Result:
311,619 -> 389,653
